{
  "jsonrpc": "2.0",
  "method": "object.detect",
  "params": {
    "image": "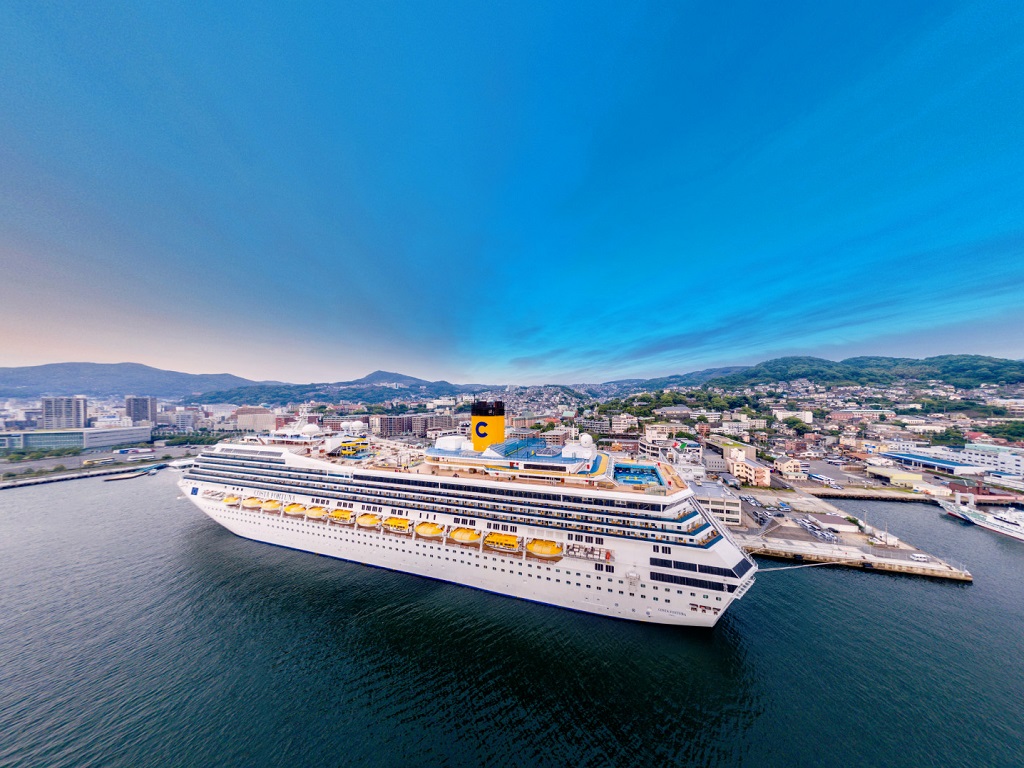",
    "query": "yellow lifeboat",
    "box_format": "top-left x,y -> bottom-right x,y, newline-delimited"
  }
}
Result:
357,513 -> 381,528
284,503 -> 307,516
328,508 -> 353,524
261,499 -> 282,513
415,521 -> 445,539
241,497 -> 263,510
305,507 -> 328,520
383,516 -> 411,533
484,532 -> 521,552
223,495 -> 240,507
448,527 -> 481,545
526,539 -> 564,559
